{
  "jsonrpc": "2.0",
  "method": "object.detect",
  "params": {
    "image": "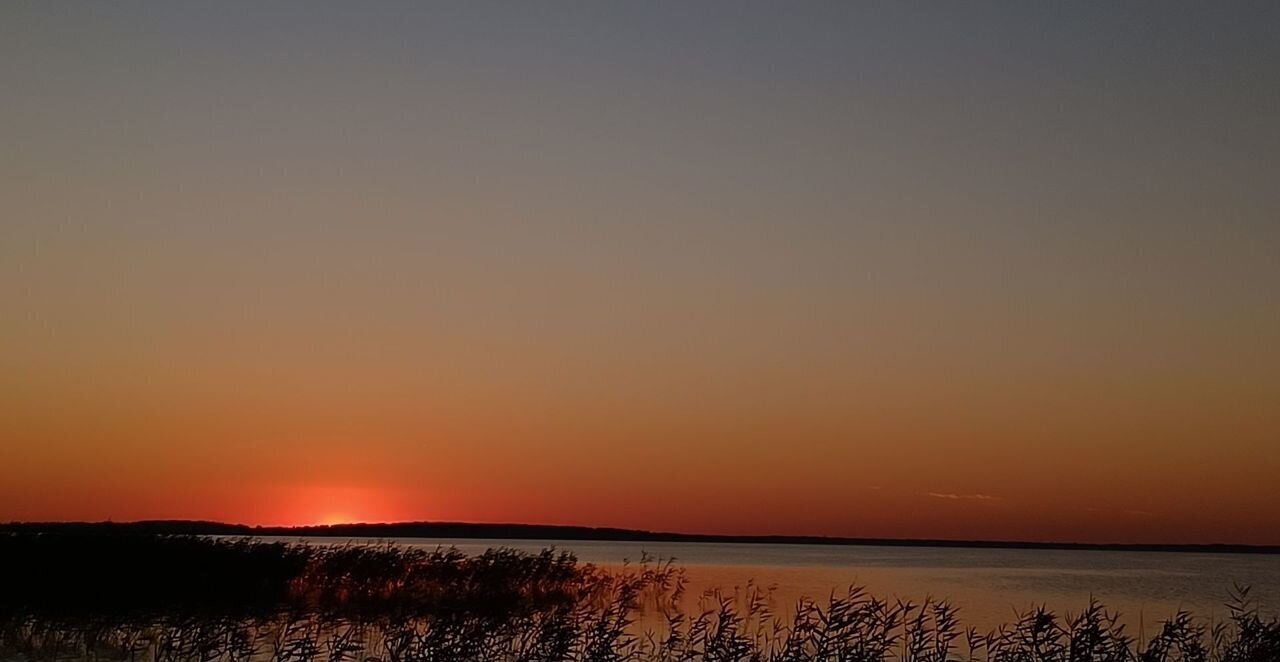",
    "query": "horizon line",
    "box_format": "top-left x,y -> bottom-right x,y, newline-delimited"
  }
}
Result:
5,519 -> 1279,555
